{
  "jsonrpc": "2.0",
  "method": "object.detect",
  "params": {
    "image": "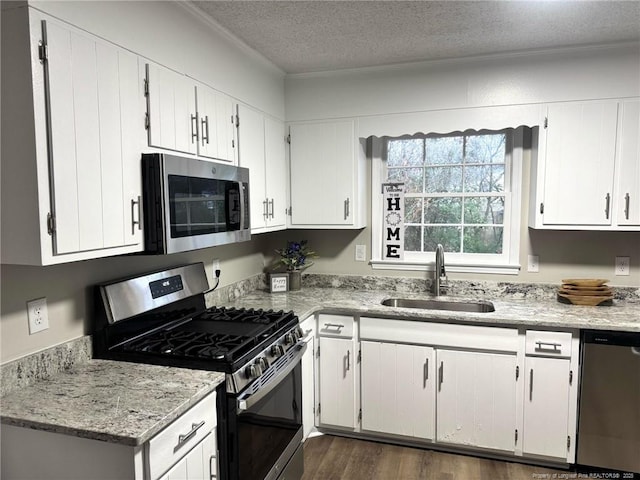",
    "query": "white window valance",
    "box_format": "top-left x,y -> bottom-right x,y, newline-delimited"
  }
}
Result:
358,104 -> 543,139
